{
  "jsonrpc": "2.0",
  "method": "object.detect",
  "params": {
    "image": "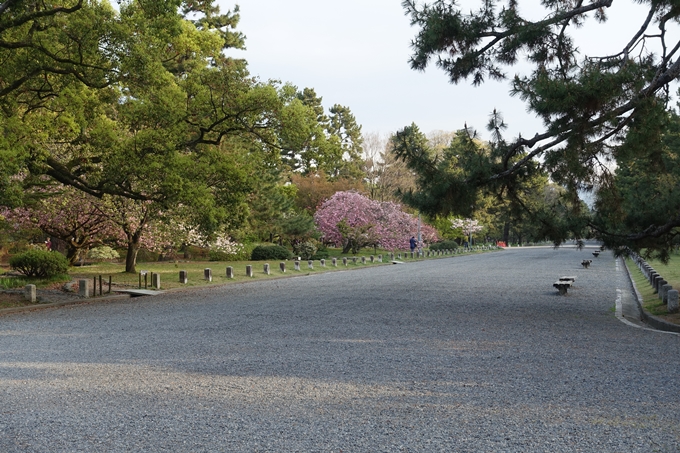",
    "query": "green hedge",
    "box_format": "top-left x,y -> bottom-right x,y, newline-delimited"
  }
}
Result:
310,250 -> 330,260
429,240 -> 459,251
251,245 -> 292,261
9,249 -> 69,278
